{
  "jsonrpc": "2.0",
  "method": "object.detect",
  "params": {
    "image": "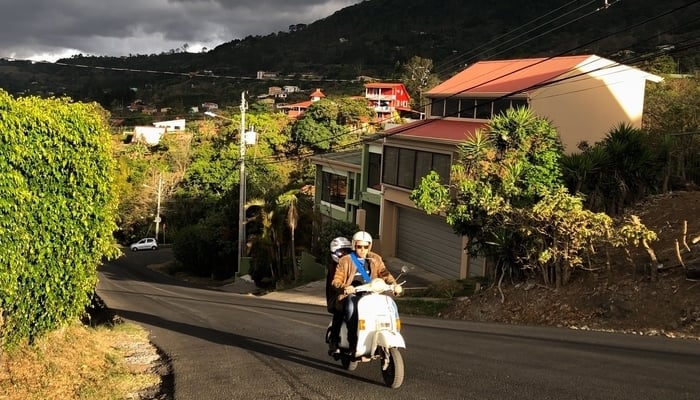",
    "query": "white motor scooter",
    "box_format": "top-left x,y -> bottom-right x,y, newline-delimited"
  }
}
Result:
326,269 -> 407,389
